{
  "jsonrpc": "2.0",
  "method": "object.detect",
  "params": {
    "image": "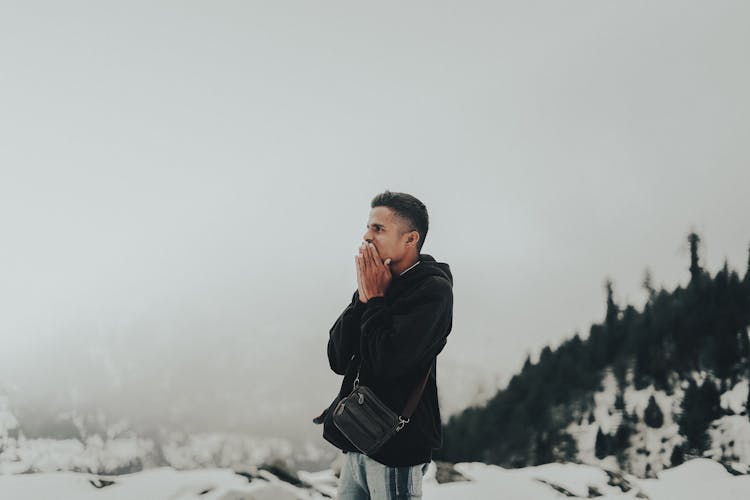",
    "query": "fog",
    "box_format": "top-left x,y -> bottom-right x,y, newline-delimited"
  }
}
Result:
1,1 -> 749,442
